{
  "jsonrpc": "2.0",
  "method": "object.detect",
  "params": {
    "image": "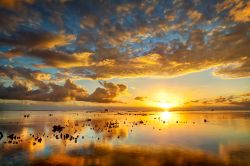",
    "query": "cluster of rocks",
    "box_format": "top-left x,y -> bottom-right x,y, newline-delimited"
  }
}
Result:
24,114 -> 30,118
